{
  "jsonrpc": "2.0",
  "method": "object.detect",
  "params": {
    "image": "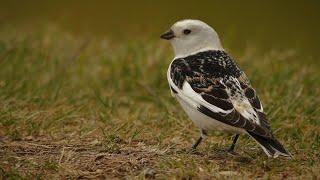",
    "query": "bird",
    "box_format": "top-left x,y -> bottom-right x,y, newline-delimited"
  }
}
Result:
160,19 -> 292,158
